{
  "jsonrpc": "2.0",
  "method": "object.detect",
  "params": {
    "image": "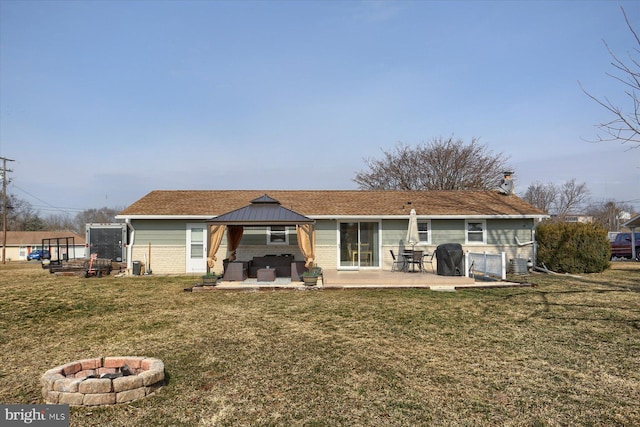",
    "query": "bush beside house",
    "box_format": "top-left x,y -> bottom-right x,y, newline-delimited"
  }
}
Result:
537,222 -> 610,274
